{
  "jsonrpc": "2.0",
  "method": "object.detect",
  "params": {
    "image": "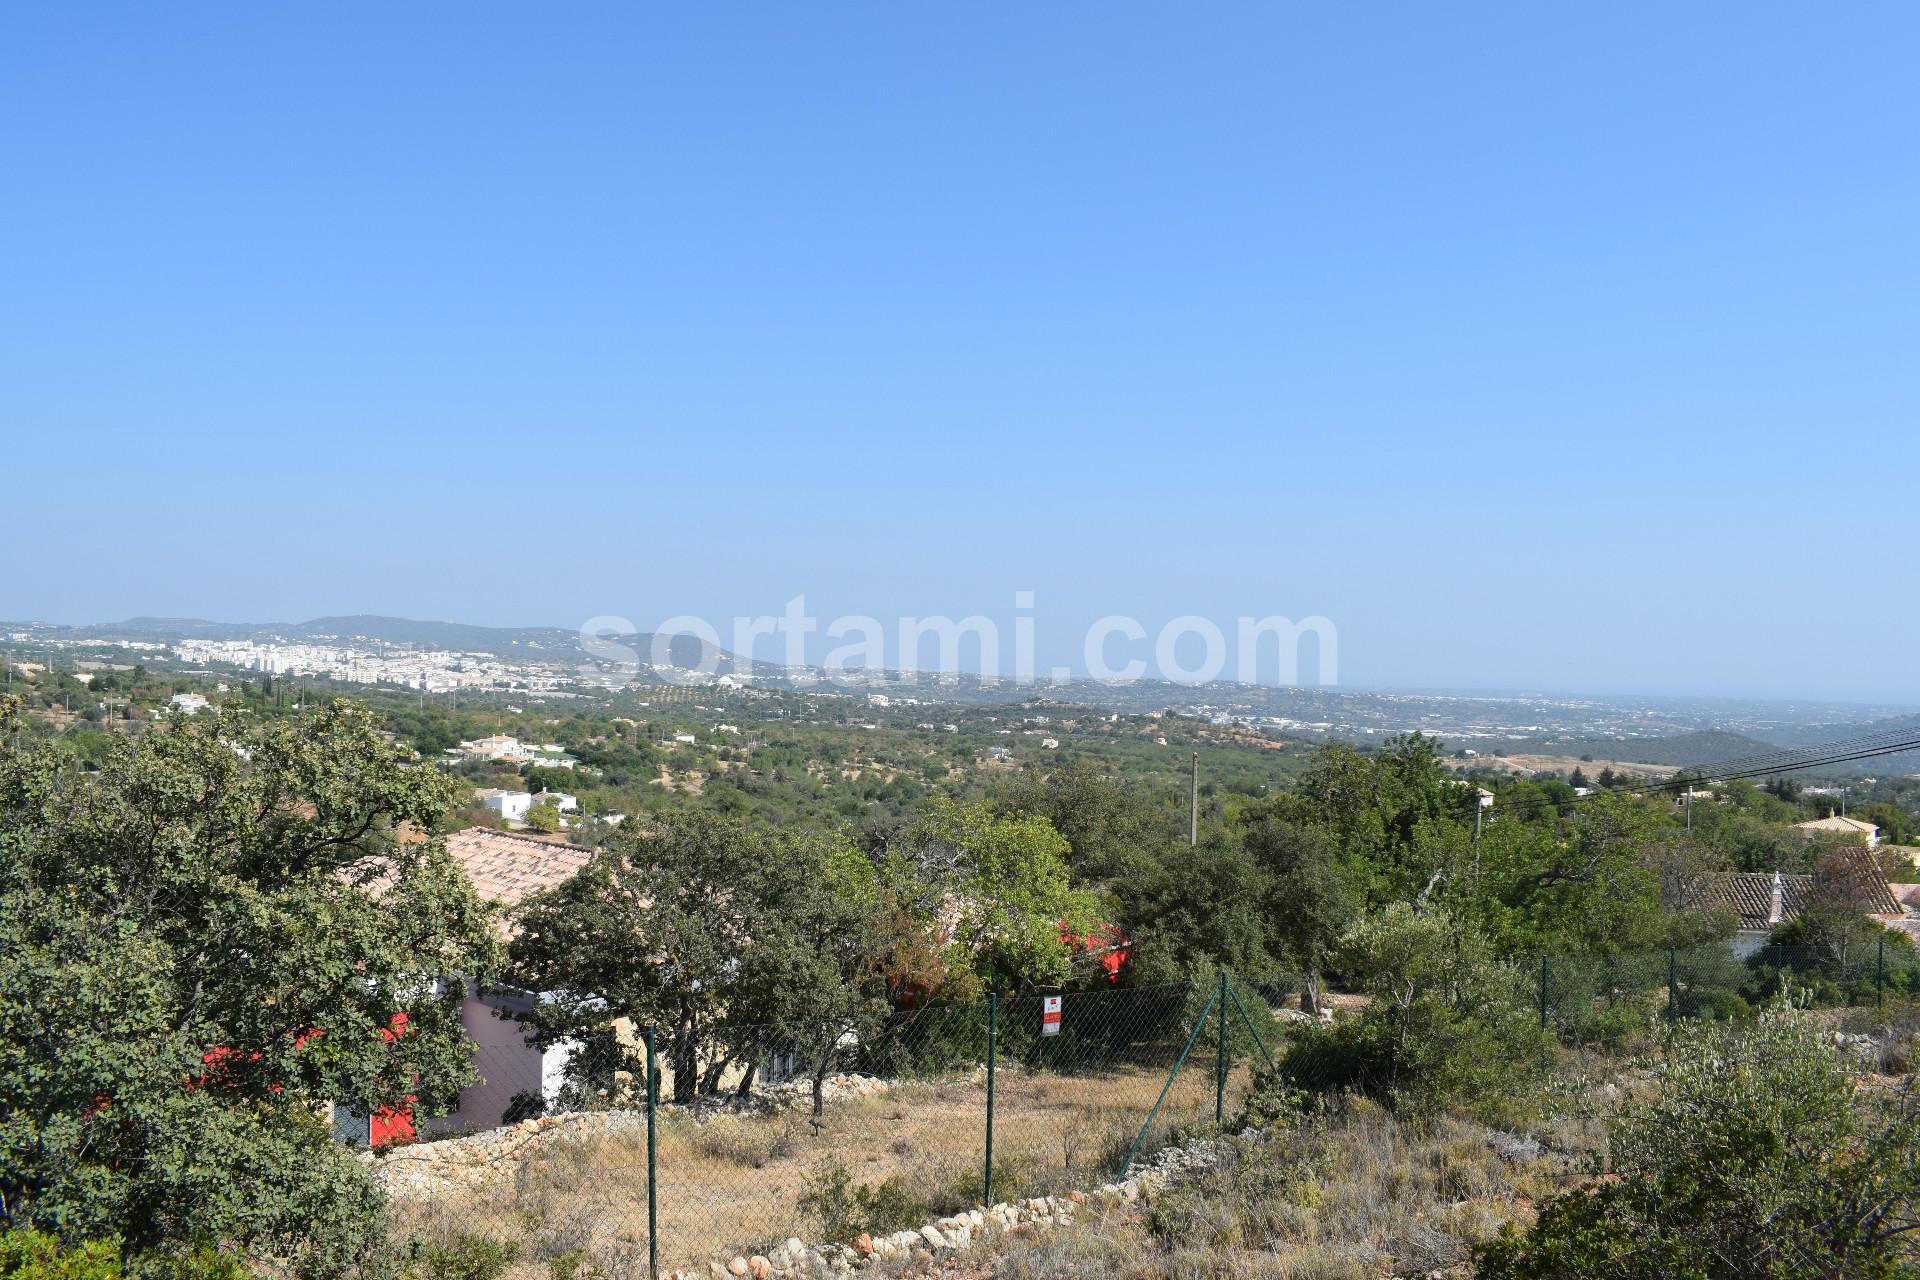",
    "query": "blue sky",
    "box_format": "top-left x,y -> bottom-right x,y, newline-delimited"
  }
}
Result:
3,5 -> 1916,700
